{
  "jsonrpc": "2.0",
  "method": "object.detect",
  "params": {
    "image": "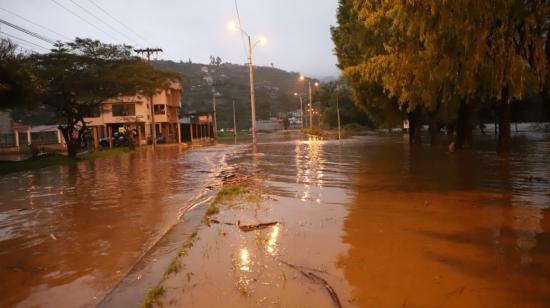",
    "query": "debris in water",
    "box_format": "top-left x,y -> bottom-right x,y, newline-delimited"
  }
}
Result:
208,218 -> 235,226
222,174 -> 236,181
280,260 -> 342,308
238,220 -> 278,232
49,233 -> 57,241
